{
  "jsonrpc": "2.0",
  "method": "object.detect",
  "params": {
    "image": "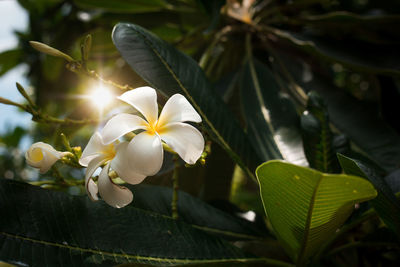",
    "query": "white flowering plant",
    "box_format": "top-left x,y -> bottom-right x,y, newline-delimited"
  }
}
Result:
0,1 -> 399,266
